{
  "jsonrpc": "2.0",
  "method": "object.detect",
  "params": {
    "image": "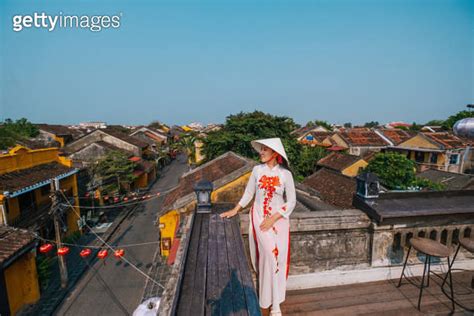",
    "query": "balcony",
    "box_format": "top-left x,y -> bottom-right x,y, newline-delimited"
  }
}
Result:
9,201 -> 52,229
